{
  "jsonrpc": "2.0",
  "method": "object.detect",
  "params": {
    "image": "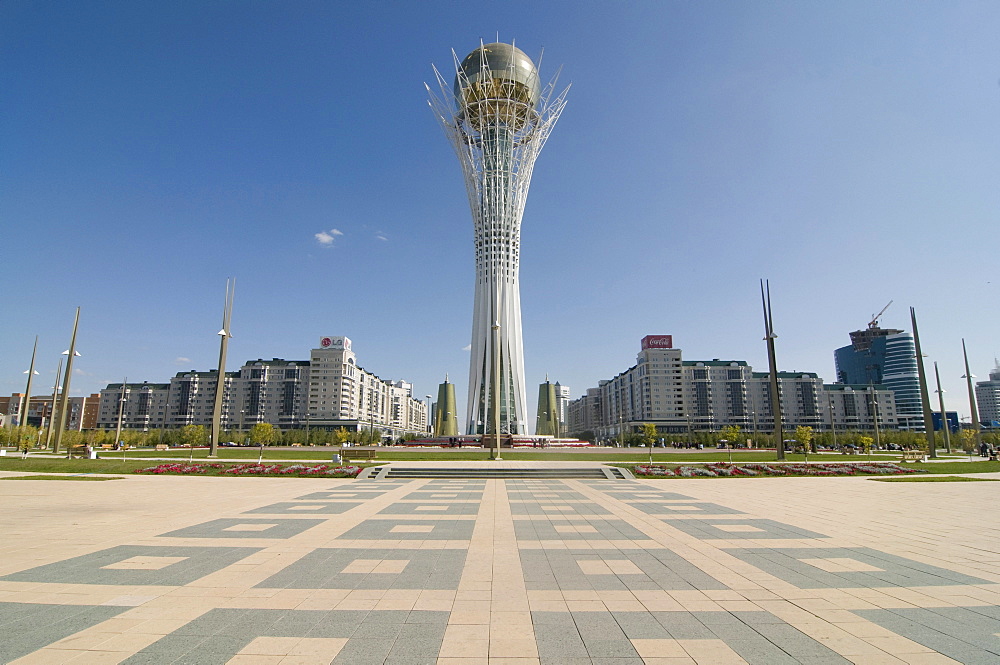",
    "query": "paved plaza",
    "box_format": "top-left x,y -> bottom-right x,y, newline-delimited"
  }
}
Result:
1,465 -> 999,664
